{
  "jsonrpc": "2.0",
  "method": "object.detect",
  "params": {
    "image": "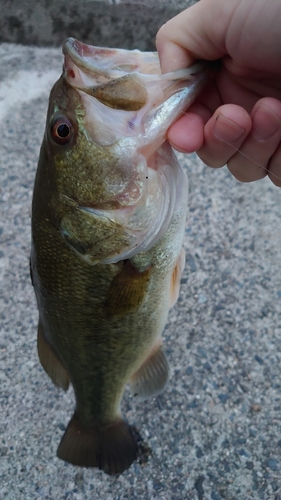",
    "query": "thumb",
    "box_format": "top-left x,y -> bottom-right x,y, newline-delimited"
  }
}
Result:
156,0 -> 234,72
